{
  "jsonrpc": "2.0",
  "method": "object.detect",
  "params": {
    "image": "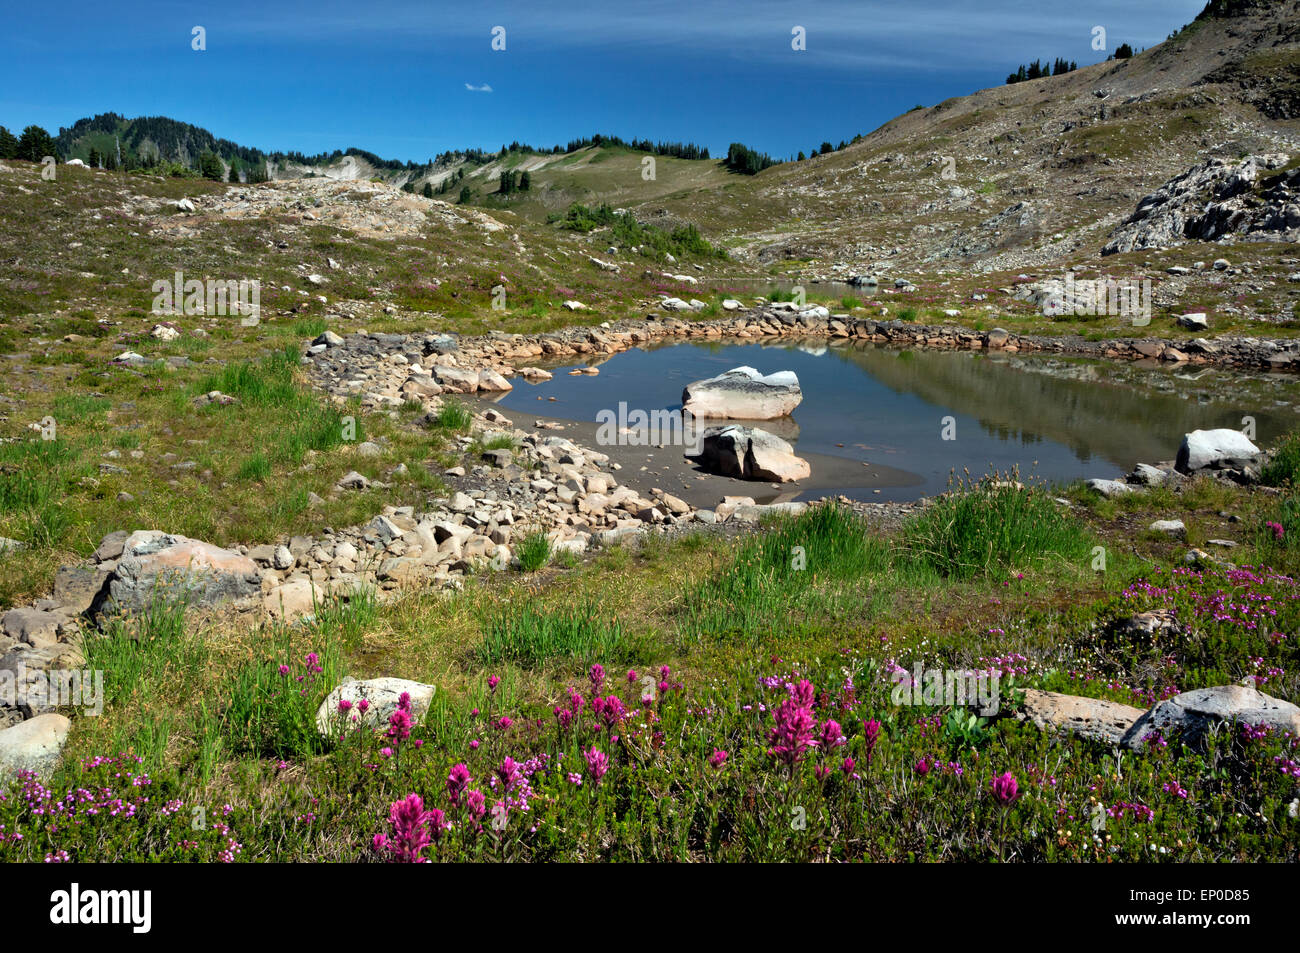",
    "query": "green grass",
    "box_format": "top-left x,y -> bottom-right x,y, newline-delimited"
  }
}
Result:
431,400 -> 474,431
1262,431 -> 1300,488
220,628 -> 343,759
680,503 -> 909,644
902,472 -> 1096,579
516,531 -> 553,573
477,599 -> 631,667
474,433 -> 518,453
